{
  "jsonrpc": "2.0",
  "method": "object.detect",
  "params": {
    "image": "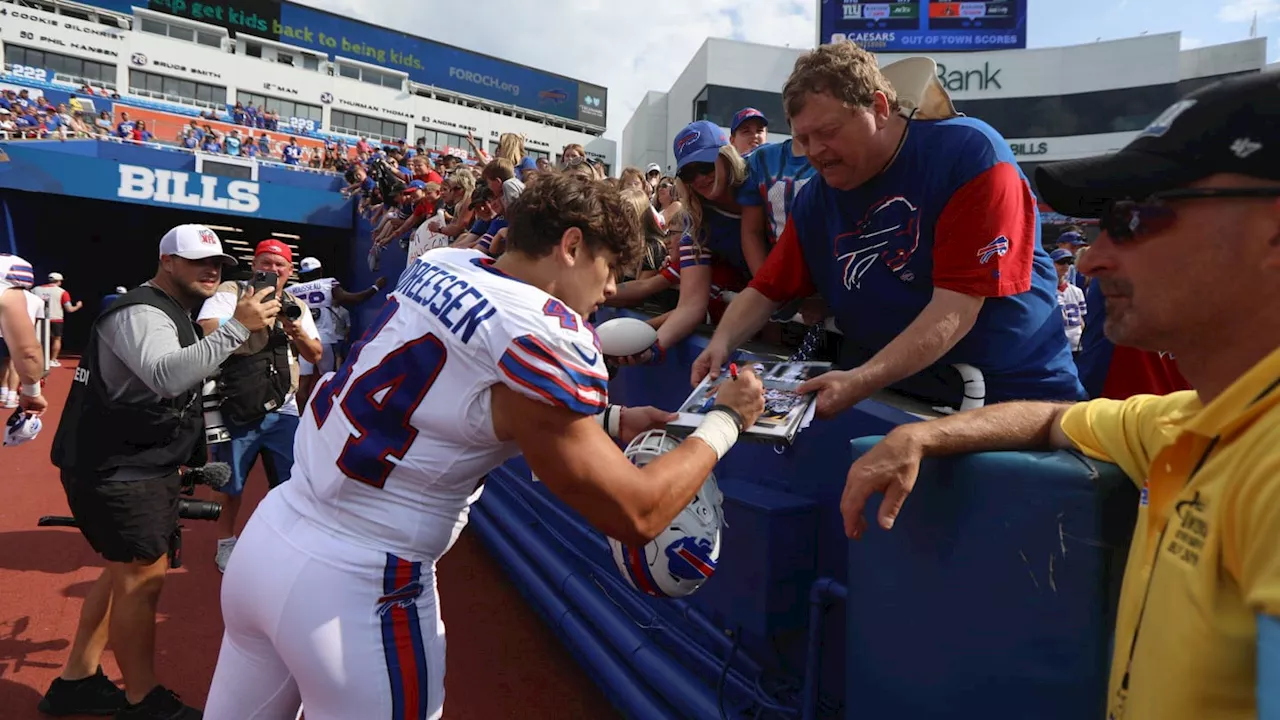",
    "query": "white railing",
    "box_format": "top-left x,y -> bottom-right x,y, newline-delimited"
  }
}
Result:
126,87 -> 223,113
